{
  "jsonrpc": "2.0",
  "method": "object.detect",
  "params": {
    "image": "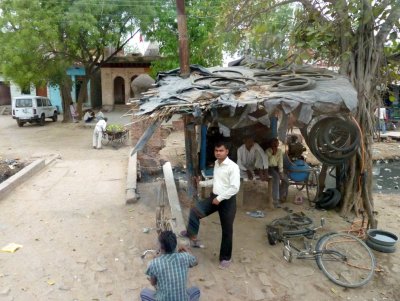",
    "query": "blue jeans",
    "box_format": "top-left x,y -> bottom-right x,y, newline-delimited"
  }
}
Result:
187,193 -> 236,261
268,167 -> 289,204
140,287 -> 200,301
379,119 -> 386,133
